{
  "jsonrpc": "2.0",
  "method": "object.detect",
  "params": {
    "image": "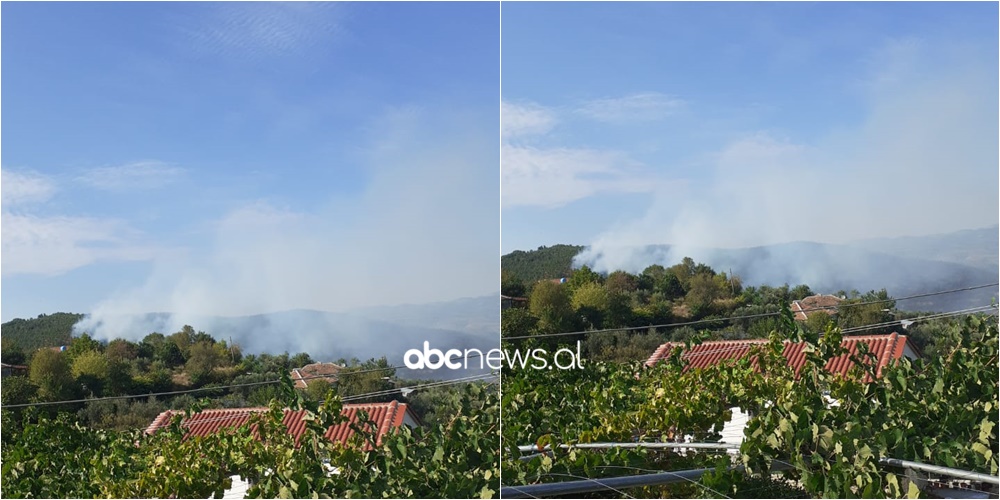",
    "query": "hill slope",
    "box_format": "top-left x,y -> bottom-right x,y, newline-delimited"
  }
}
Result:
501,244 -> 583,283
505,230 -> 998,312
1,312 -> 83,351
